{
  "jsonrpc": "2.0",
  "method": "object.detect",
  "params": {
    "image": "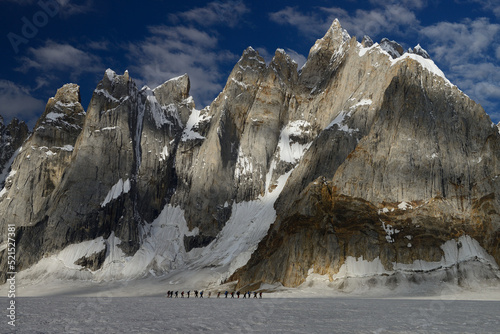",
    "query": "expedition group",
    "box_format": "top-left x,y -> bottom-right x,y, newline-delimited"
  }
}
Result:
165,290 -> 263,299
